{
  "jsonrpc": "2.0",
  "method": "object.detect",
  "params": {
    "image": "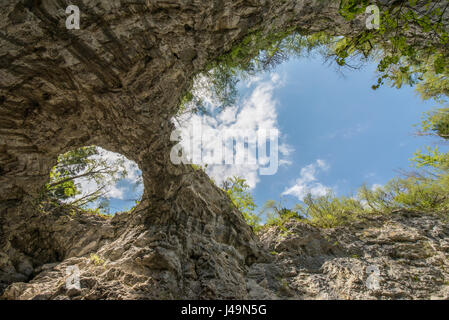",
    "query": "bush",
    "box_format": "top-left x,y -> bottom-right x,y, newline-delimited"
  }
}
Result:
222,176 -> 262,230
